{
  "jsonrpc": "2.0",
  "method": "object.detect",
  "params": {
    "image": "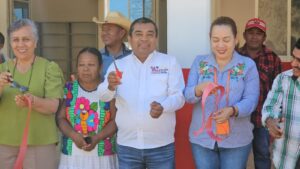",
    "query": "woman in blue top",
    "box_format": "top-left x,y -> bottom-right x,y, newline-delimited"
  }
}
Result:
184,16 -> 259,169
